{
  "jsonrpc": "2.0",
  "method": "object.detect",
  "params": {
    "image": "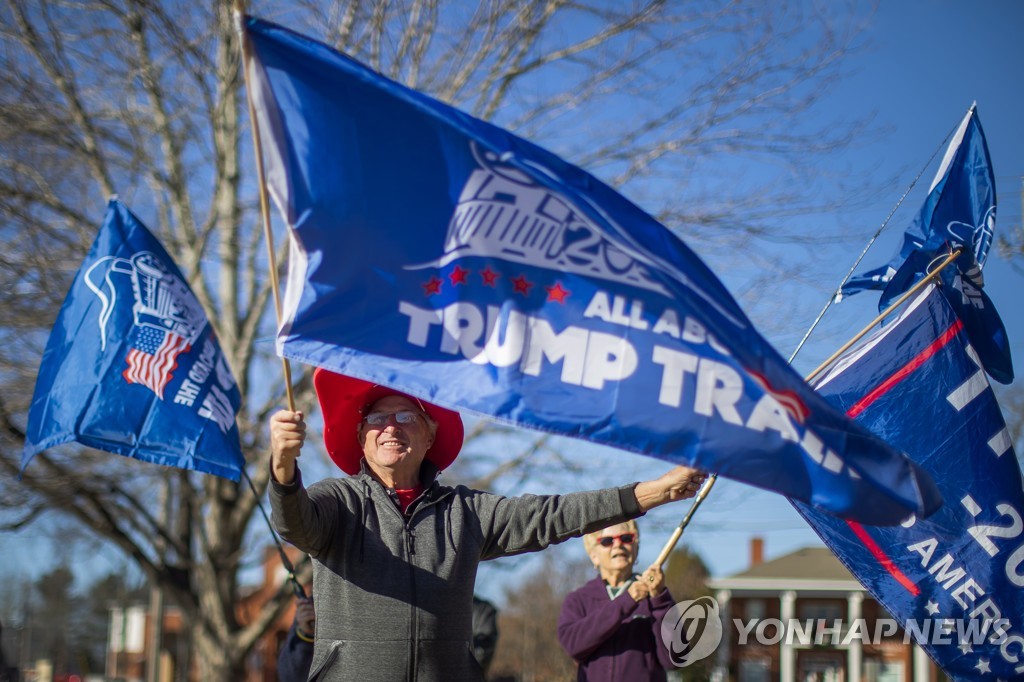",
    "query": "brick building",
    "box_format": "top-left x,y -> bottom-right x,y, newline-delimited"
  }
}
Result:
103,545 -> 307,682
